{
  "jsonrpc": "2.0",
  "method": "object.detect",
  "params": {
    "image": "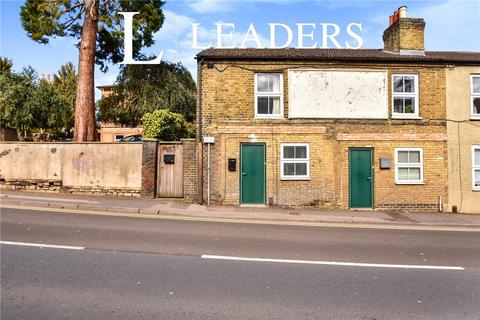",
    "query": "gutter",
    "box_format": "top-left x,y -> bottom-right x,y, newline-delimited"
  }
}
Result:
195,55 -> 480,66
